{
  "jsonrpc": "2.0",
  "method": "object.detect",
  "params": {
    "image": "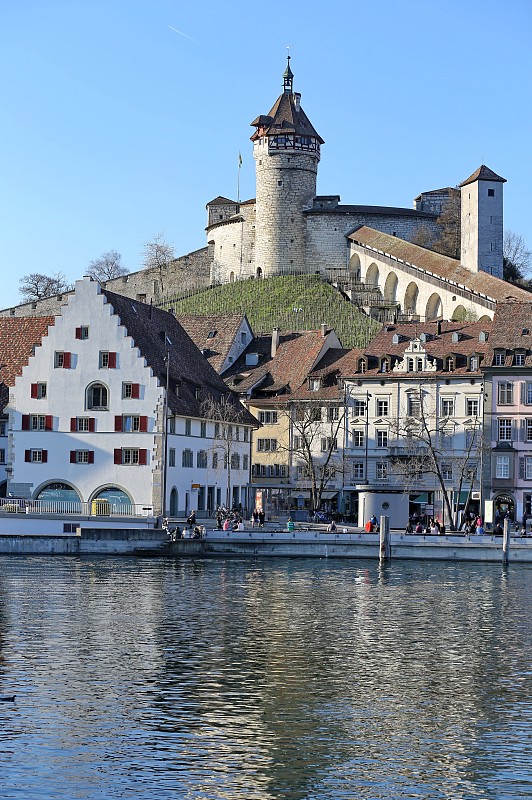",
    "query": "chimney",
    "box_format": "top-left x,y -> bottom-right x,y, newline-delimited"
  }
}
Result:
321,323 -> 327,338
271,327 -> 280,358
